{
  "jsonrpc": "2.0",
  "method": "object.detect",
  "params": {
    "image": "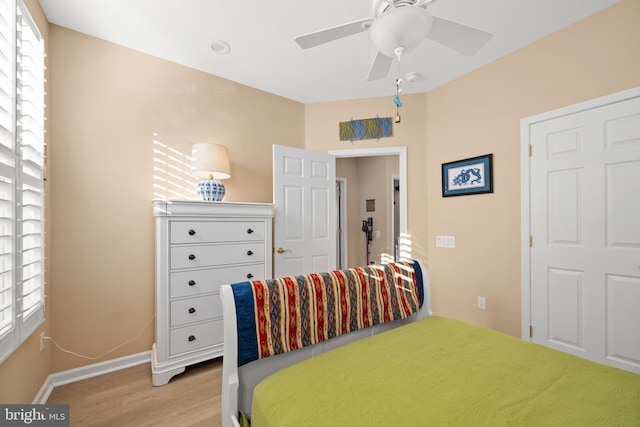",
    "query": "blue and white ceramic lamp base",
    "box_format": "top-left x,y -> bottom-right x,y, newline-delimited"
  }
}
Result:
197,179 -> 226,201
